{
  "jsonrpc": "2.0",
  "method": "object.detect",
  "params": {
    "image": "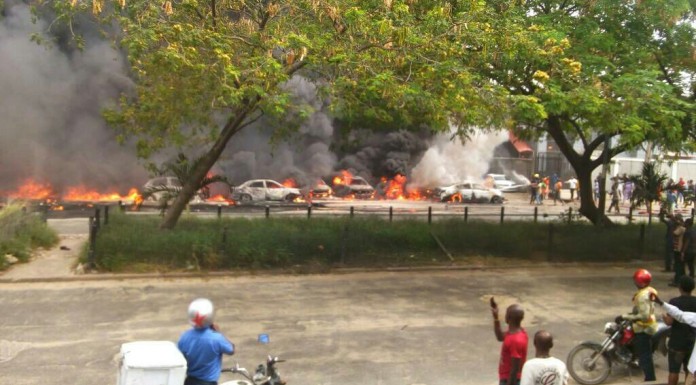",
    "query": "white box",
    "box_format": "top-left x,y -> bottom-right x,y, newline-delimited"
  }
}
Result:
118,341 -> 187,385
